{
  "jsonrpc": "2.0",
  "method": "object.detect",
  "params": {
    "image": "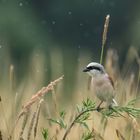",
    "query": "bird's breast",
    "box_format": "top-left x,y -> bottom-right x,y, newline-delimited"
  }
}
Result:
91,76 -> 115,101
